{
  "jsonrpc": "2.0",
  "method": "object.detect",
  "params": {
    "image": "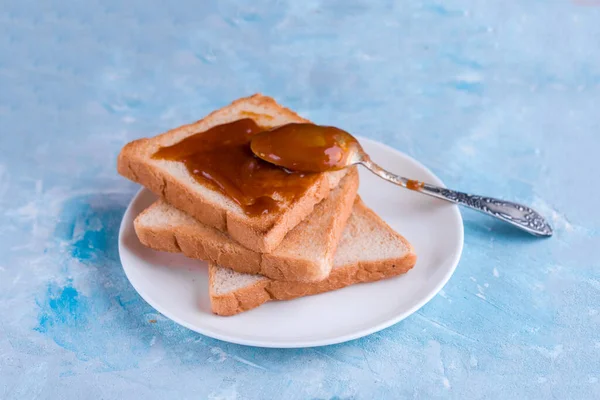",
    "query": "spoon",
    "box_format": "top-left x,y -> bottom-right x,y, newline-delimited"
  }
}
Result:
250,123 -> 553,237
